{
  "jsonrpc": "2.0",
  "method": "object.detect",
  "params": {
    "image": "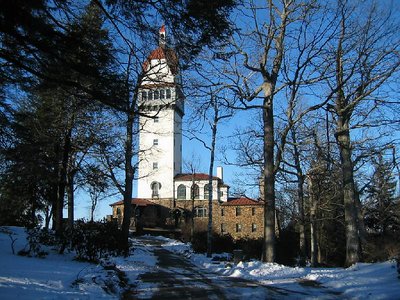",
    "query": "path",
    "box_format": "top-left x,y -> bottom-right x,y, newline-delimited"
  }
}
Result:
124,237 -> 343,299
